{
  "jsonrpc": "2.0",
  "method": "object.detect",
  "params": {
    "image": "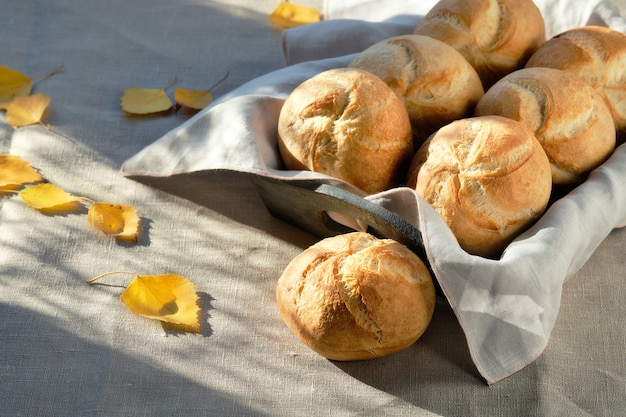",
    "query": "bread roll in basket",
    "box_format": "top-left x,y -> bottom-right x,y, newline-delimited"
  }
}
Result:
349,34 -> 484,144
406,115 -> 552,258
277,68 -> 414,194
526,25 -> 626,137
475,67 -> 616,185
413,0 -> 546,88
